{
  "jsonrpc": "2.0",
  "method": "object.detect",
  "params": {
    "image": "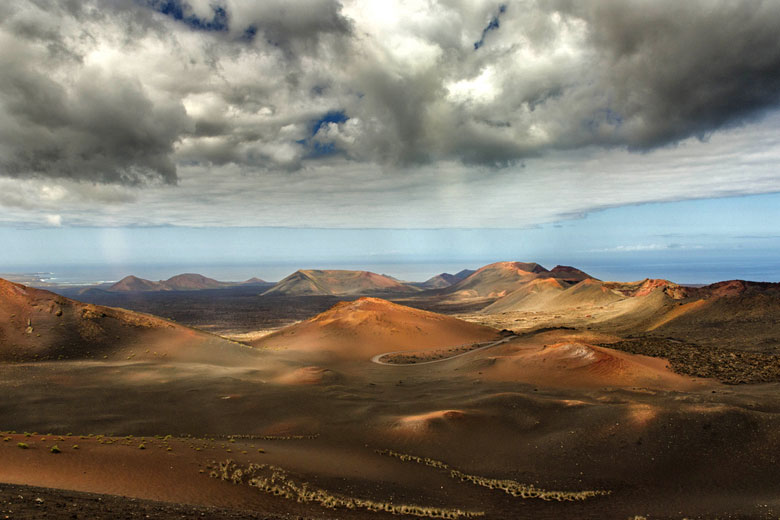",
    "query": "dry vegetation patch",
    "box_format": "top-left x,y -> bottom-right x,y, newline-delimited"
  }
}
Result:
376,450 -> 609,502
603,337 -> 780,384
209,459 -> 483,519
